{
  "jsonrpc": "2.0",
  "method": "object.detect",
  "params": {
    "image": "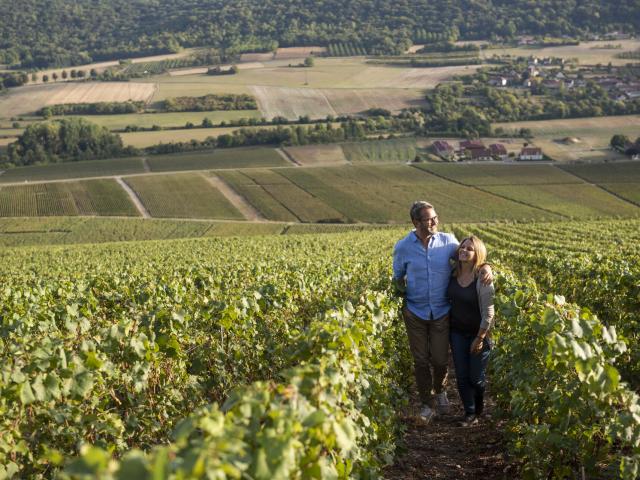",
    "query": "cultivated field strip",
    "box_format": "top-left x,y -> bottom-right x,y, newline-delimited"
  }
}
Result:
342,138 -> 418,163
241,169 -> 346,222
418,163 -> 586,186
0,157 -> 146,183
600,183 -> 640,206
0,82 -> 157,118
74,110 -> 262,131
283,144 -> 348,165
480,184 -> 640,219
216,171 -> 299,222
0,179 -> 139,217
124,173 -> 244,219
250,85 -> 425,119
276,165 -> 554,223
560,161 -> 640,184
146,147 -> 288,172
